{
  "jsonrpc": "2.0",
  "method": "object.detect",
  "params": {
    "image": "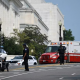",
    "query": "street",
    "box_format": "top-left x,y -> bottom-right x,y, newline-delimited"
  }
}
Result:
0,63 -> 80,80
